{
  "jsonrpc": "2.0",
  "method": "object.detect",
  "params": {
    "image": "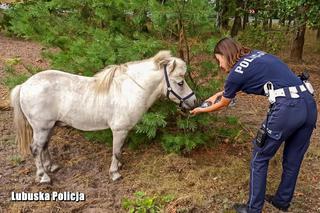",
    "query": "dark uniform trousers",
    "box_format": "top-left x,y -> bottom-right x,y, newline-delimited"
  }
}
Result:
247,90 -> 317,213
